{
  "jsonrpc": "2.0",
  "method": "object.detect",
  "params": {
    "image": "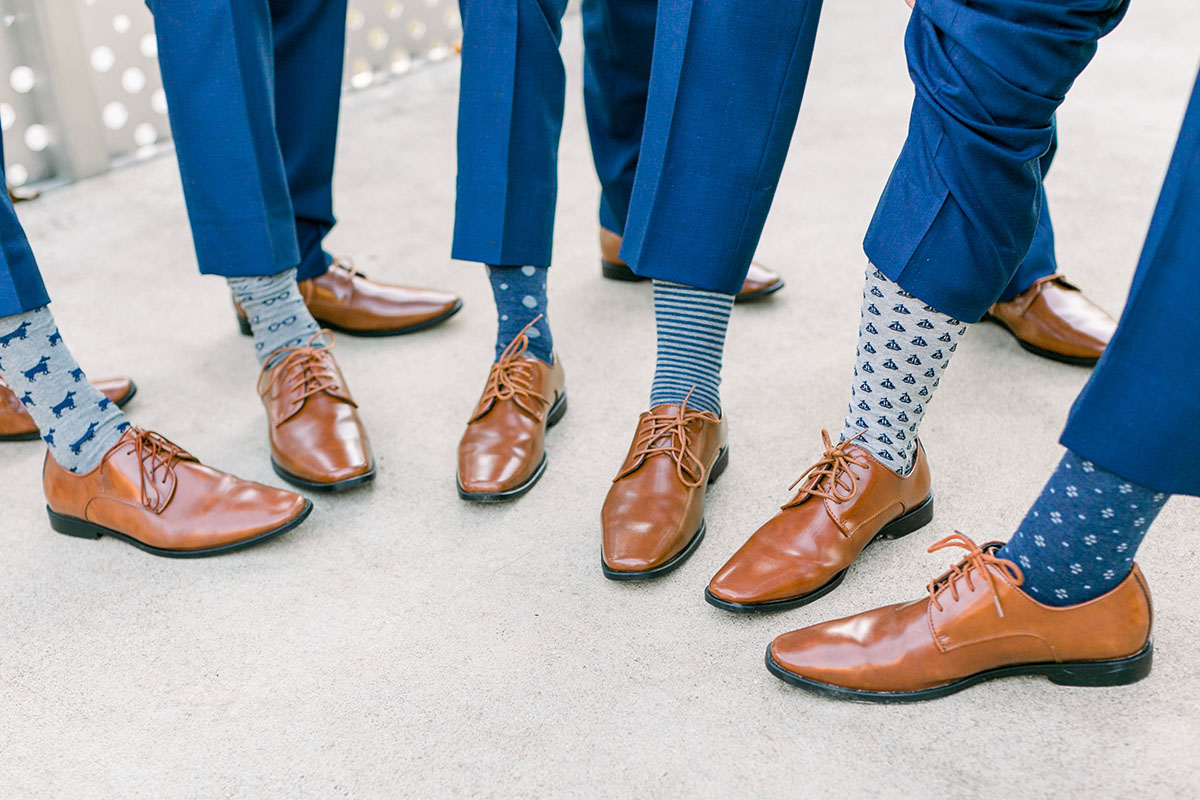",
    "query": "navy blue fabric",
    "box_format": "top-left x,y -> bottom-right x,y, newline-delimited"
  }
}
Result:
149,0 -> 345,279
864,0 -> 1127,322
581,0 -> 657,236
453,0 -> 570,268
0,137 -> 50,317
1003,132 -> 1060,302
1061,69 -> 1200,497
620,0 -> 824,295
